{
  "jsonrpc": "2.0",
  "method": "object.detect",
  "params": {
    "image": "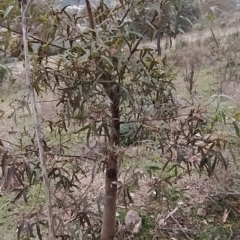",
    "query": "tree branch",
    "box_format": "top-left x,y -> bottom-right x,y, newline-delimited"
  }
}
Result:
85,0 -> 96,39
128,12 -> 158,61
0,24 -> 67,51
